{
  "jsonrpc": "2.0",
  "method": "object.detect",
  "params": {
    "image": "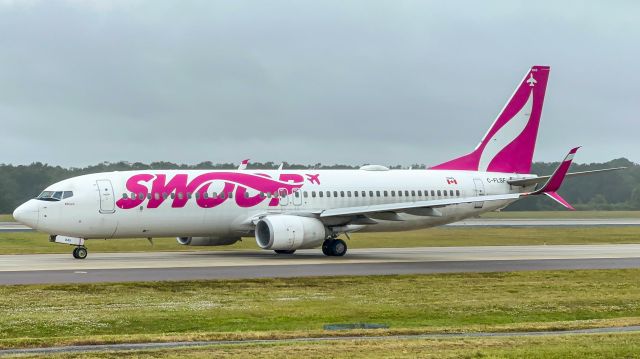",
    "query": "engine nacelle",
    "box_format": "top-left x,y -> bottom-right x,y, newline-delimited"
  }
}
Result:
255,215 -> 328,251
176,236 -> 240,246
